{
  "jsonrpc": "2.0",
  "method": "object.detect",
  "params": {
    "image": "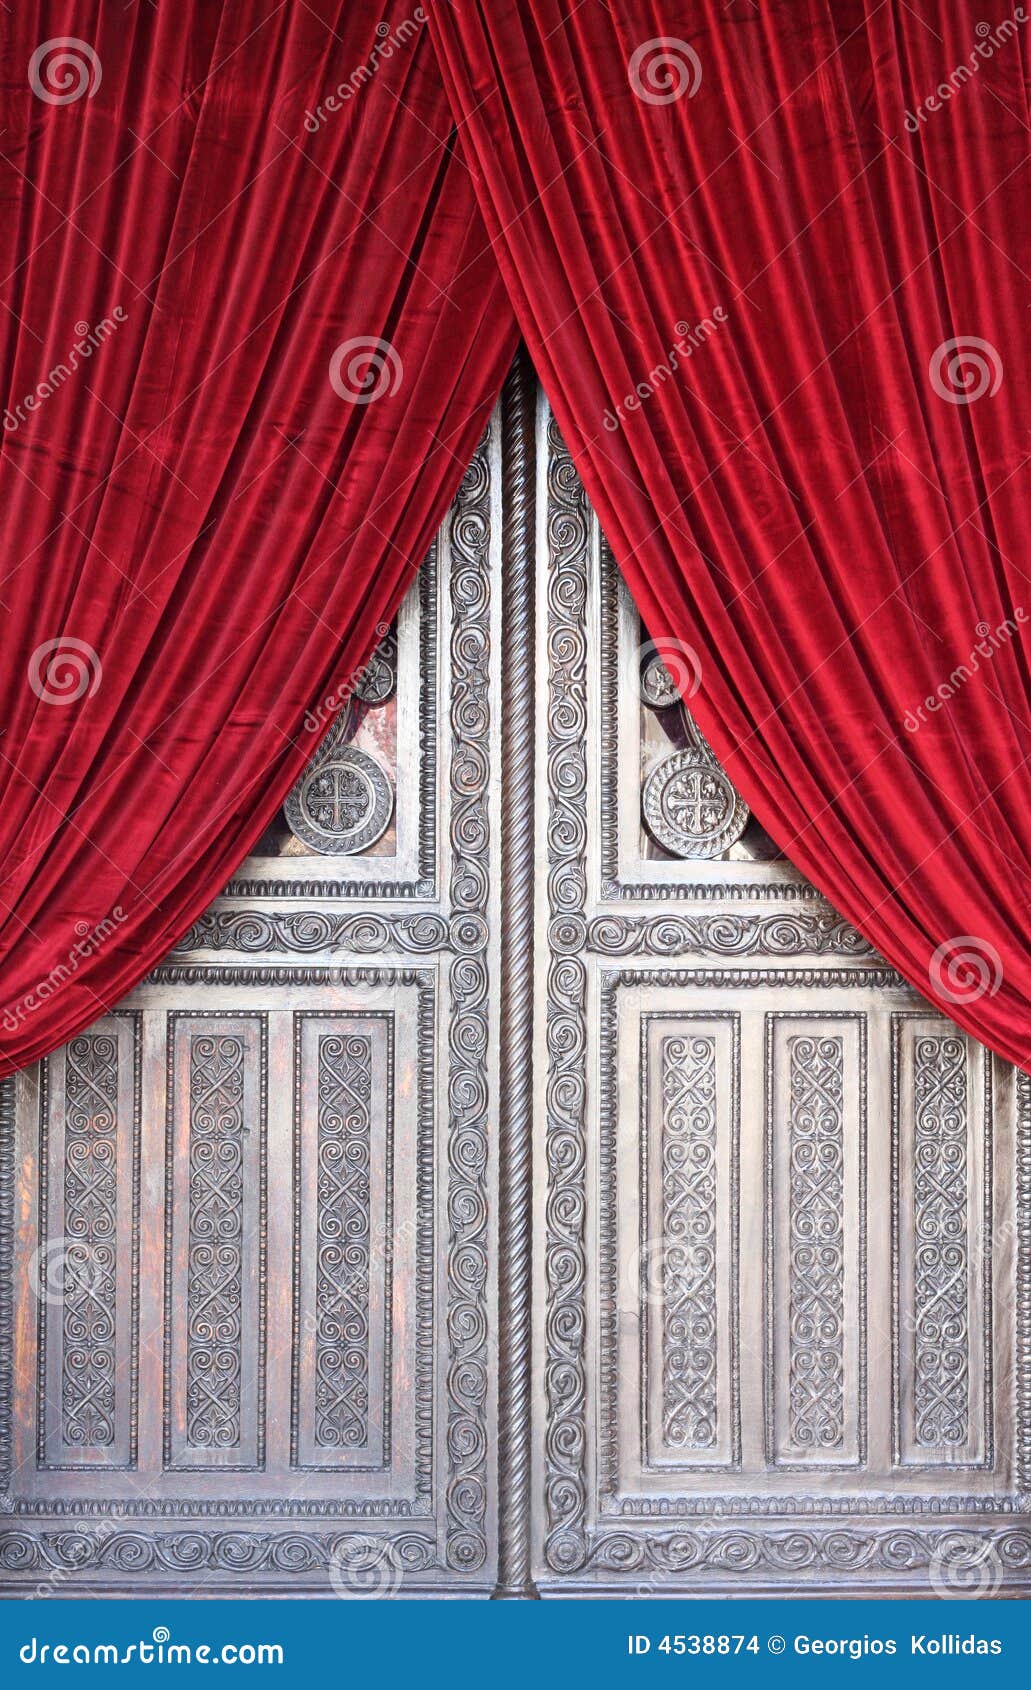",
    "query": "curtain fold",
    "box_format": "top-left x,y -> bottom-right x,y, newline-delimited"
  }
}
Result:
4,1 -> 1031,1077
427,0 -> 1031,1068
0,2 -> 517,1072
